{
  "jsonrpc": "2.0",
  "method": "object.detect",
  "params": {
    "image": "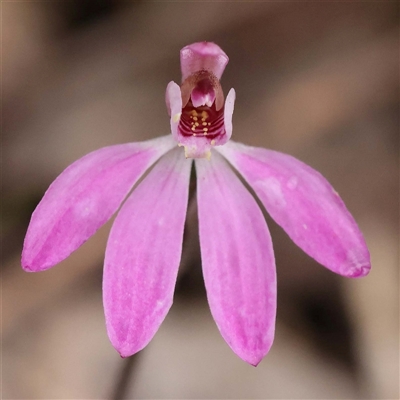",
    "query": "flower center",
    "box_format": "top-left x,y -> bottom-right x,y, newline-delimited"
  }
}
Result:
179,70 -> 225,140
179,101 -> 224,139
